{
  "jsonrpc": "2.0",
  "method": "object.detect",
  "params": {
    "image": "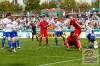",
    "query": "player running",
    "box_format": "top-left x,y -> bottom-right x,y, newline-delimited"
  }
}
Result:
51,18 -> 65,46
38,17 -> 49,46
85,22 -> 98,49
2,13 -> 12,49
30,23 -> 39,41
67,15 -> 82,50
64,31 -> 81,50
